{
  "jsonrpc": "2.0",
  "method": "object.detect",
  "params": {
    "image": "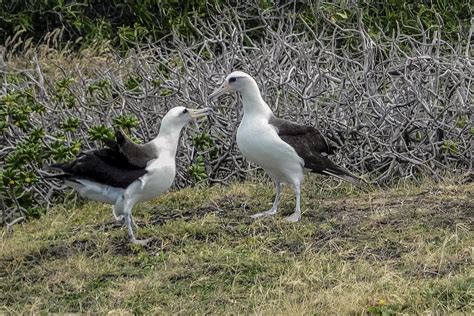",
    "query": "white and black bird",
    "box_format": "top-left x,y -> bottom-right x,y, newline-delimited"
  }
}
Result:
209,71 -> 361,222
48,106 -> 212,244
